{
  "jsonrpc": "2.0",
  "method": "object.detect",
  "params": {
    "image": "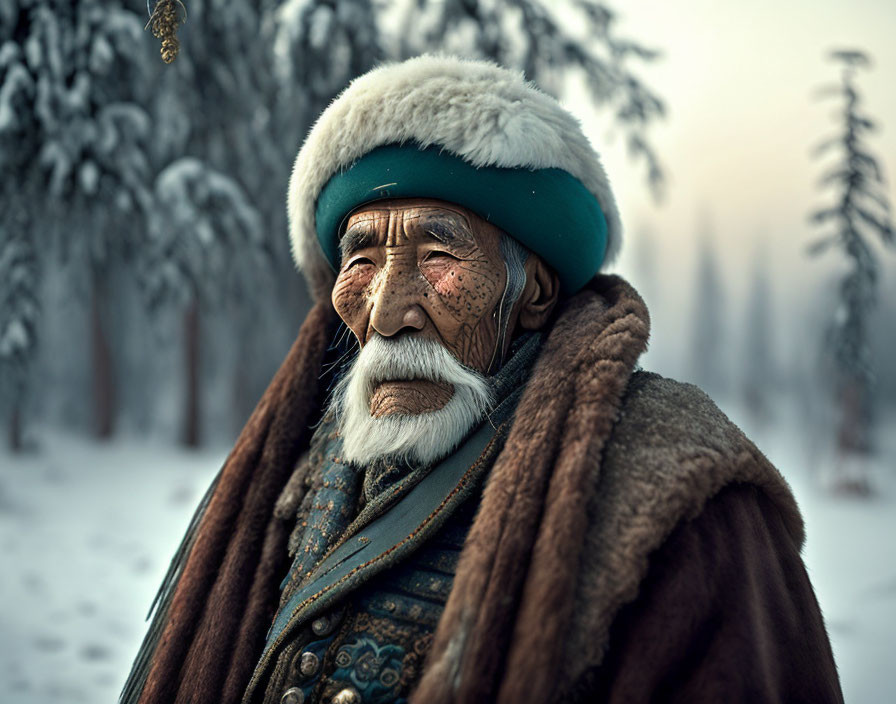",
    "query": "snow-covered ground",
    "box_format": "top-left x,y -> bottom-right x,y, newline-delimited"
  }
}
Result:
1,401 -> 894,703
0,433 -> 225,703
